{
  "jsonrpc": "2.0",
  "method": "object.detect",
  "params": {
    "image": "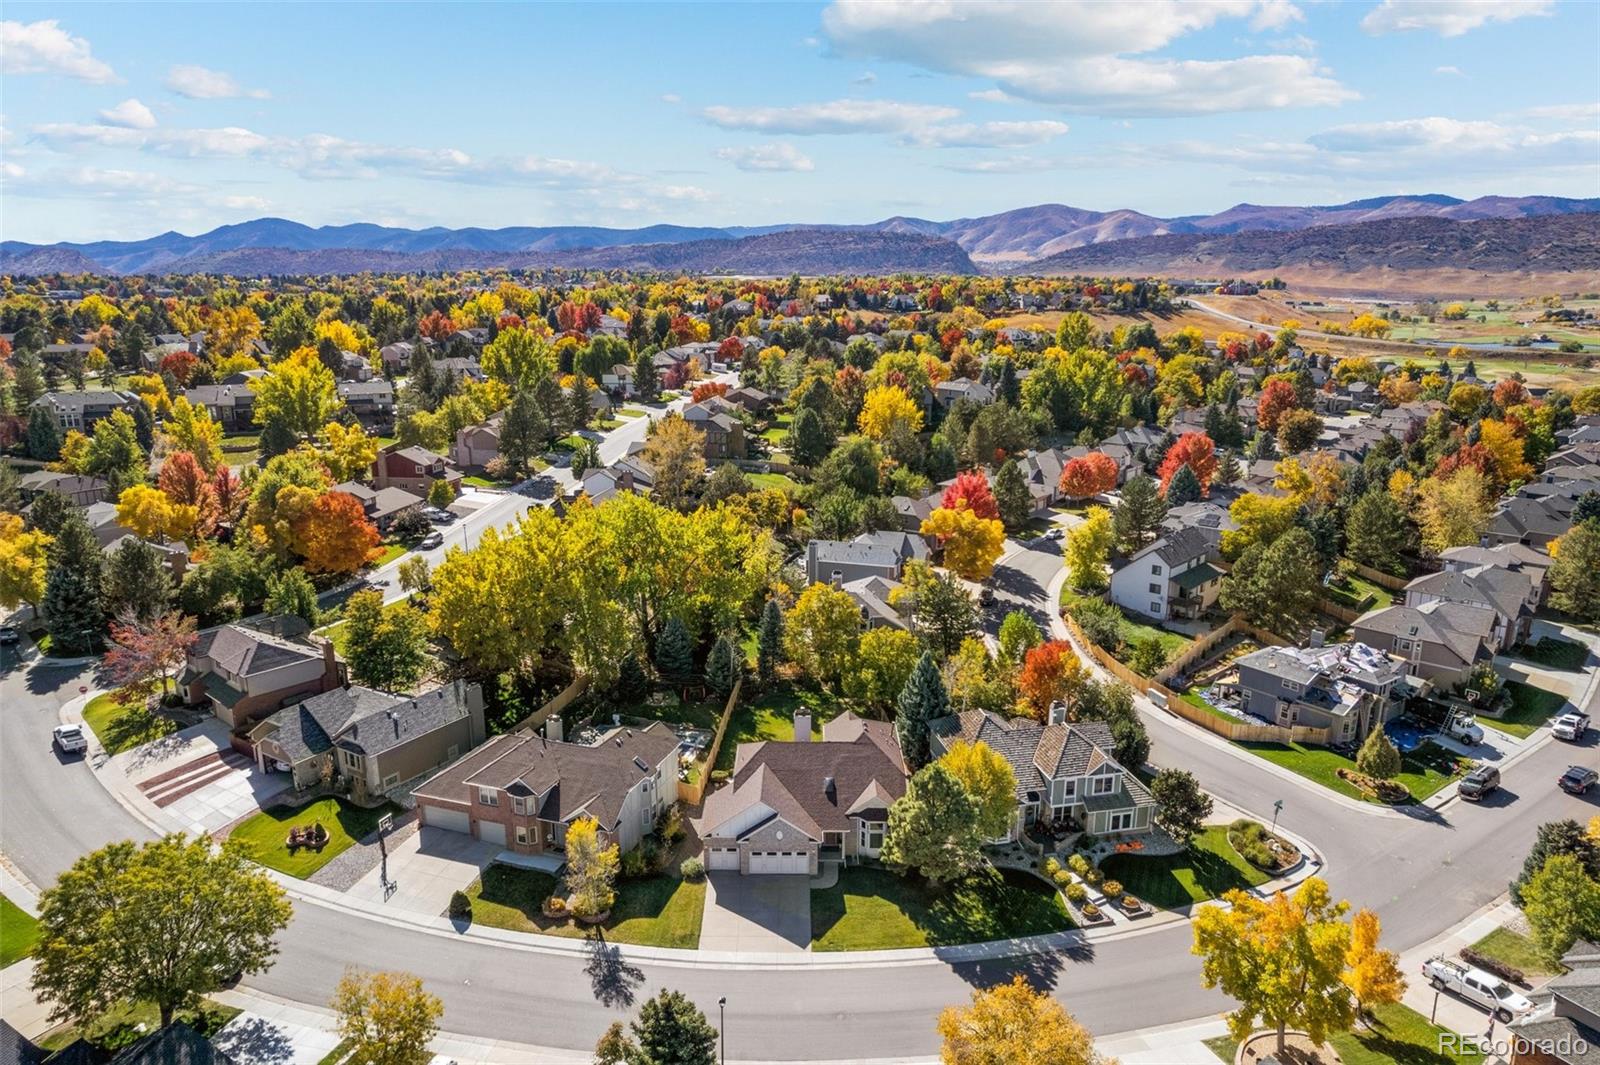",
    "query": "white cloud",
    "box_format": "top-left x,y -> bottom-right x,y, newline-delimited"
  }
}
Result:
967,88 -> 1017,104
1525,102 -> 1600,123
1309,116 -> 1516,153
6,164 -> 269,214
820,0 -> 1349,115
1,20 -> 117,82
1360,0 -> 1553,37
660,93 -> 682,104
702,98 -> 959,134
715,143 -> 816,172
941,155 -> 1078,174
98,99 -> 157,130
1264,33 -> 1318,54
1434,65 -> 1465,77
165,64 -> 270,99
906,119 -> 1069,148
